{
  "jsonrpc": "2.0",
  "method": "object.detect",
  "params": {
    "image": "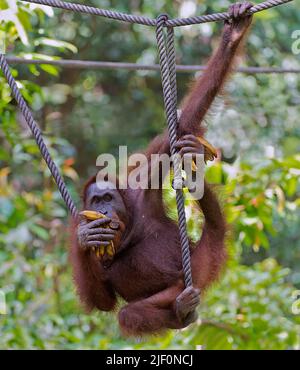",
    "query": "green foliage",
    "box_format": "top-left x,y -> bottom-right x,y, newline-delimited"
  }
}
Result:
0,0 -> 300,350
